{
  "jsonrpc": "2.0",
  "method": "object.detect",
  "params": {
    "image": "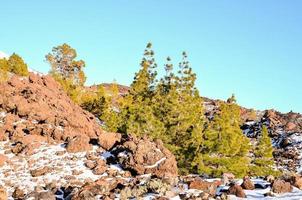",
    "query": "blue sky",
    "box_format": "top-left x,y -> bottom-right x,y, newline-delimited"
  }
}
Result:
1,0 -> 301,113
